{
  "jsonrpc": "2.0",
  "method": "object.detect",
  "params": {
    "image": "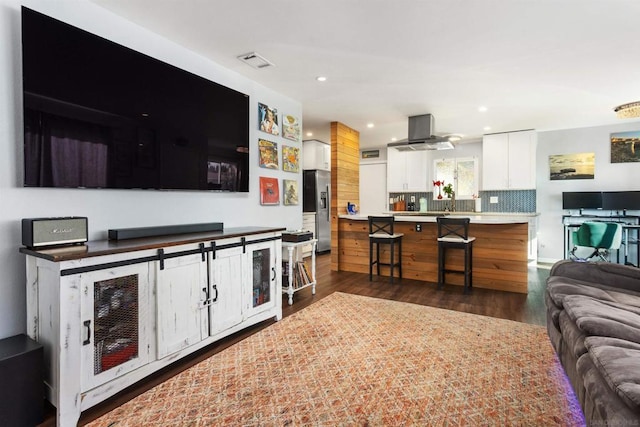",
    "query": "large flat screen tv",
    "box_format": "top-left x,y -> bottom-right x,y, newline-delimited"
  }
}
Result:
22,7 -> 250,192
